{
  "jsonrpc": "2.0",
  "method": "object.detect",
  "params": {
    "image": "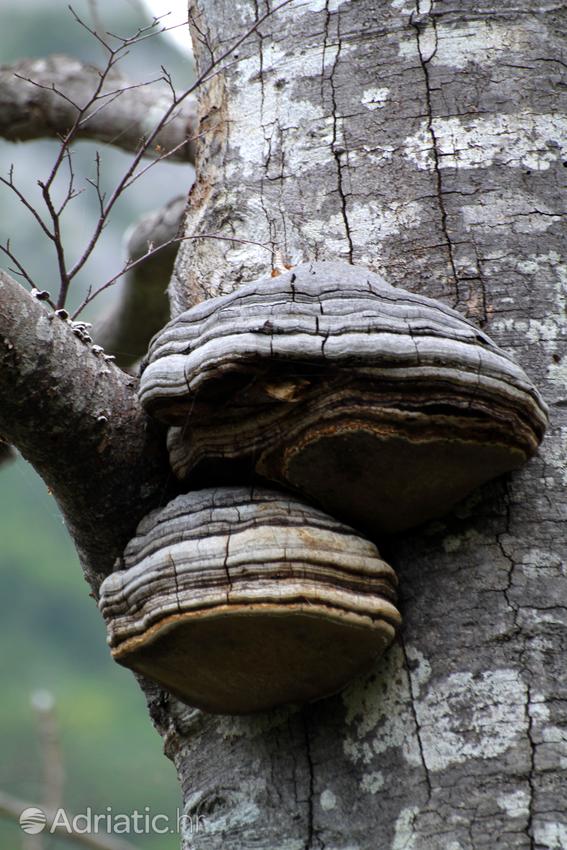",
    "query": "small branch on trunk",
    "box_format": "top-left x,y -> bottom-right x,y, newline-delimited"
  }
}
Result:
0,55 -> 197,162
0,270 -> 171,588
